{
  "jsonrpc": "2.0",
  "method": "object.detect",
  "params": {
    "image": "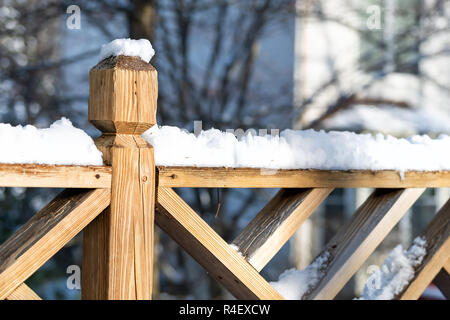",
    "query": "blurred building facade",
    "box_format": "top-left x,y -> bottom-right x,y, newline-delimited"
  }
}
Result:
292,0 -> 450,298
